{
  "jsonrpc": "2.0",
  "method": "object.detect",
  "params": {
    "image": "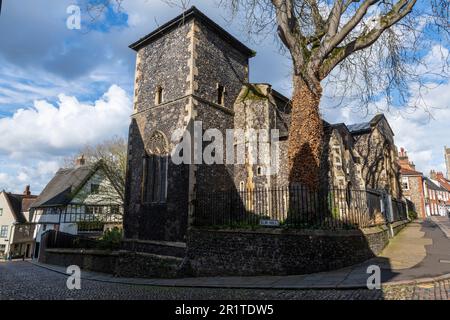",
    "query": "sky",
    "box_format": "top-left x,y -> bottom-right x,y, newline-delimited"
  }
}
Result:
0,0 -> 448,194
